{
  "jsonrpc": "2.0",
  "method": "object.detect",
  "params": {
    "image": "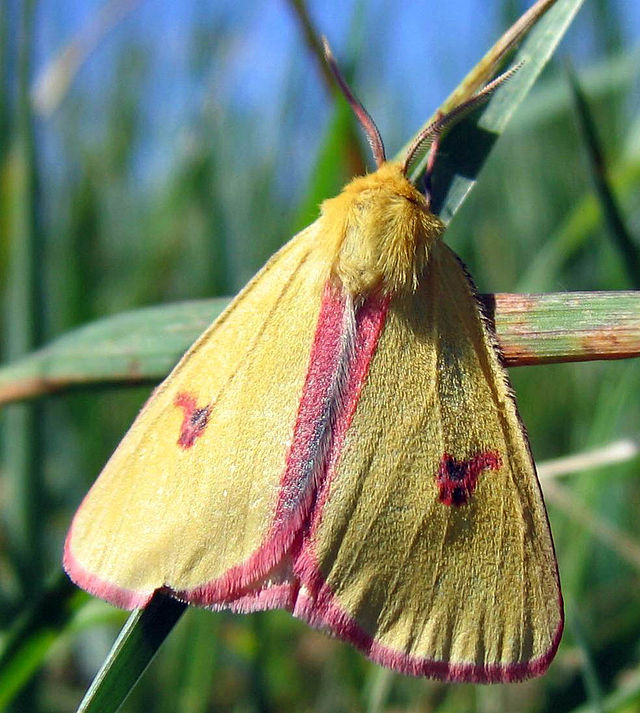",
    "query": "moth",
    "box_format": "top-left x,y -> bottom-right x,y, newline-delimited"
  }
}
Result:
64,42 -> 563,683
